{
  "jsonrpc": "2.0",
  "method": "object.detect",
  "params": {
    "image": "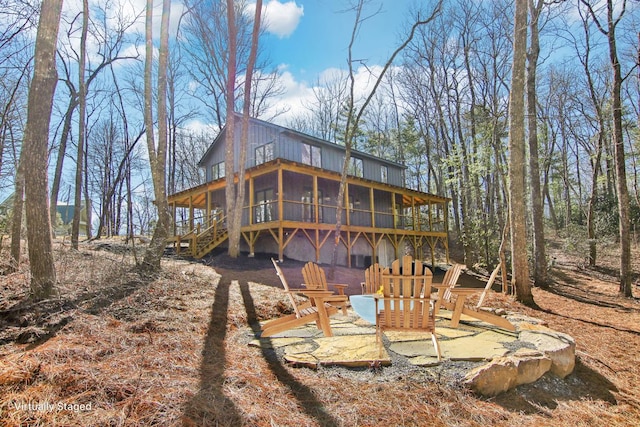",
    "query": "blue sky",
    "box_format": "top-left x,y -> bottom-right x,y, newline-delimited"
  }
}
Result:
240,0 -> 419,124
259,0 -> 410,83
59,0 -> 418,130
